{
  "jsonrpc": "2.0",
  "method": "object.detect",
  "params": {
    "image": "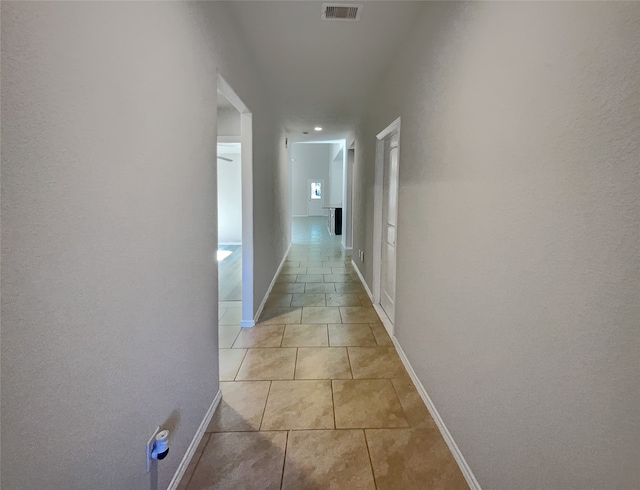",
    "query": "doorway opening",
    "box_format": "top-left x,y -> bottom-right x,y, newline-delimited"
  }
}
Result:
372,117 -> 401,338
216,75 -> 254,337
343,145 -> 355,250
289,140 -> 350,241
